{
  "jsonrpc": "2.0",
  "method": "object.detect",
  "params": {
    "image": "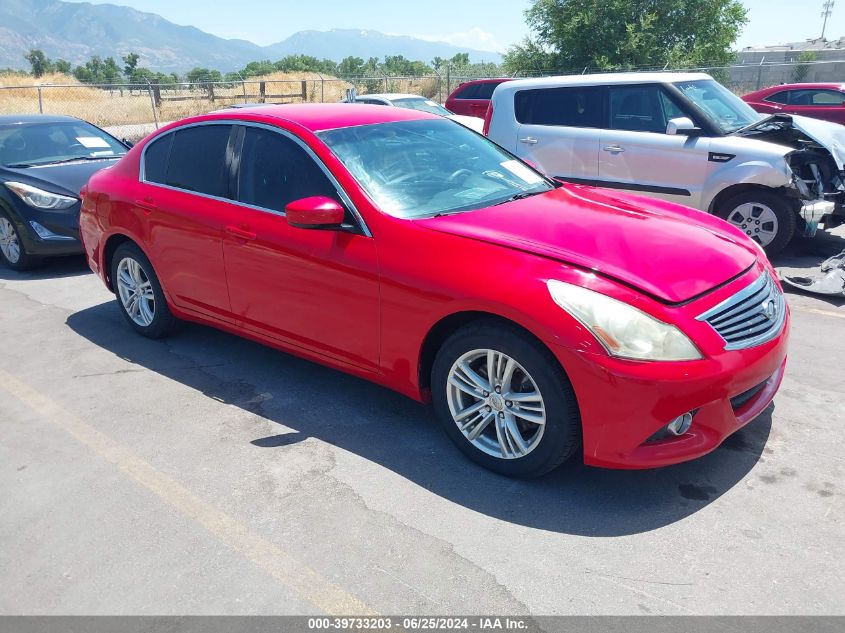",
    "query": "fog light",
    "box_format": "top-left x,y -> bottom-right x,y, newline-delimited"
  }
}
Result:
666,412 -> 693,436
29,221 -> 74,241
